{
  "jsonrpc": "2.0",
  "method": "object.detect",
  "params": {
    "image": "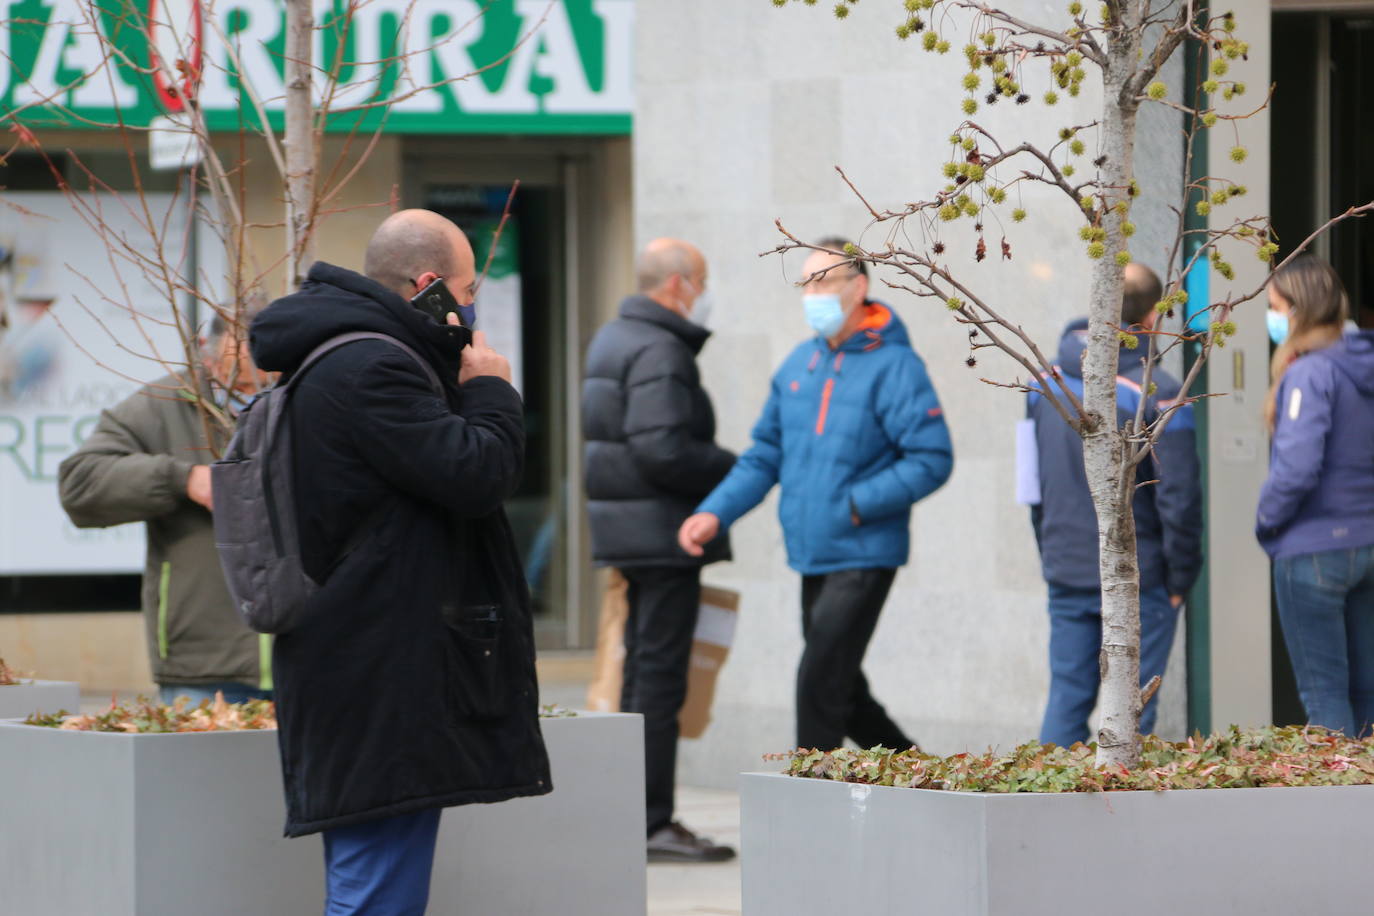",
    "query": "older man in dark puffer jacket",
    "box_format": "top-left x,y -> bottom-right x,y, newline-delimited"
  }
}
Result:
581,238 -> 736,862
